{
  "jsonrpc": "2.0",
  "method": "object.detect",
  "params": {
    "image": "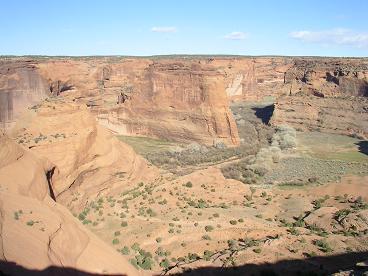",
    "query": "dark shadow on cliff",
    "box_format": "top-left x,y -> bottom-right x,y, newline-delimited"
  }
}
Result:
0,251 -> 367,276
356,140 -> 368,156
169,251 -> 368,276
0,261 -> 126,276
252,104 -> 275,125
